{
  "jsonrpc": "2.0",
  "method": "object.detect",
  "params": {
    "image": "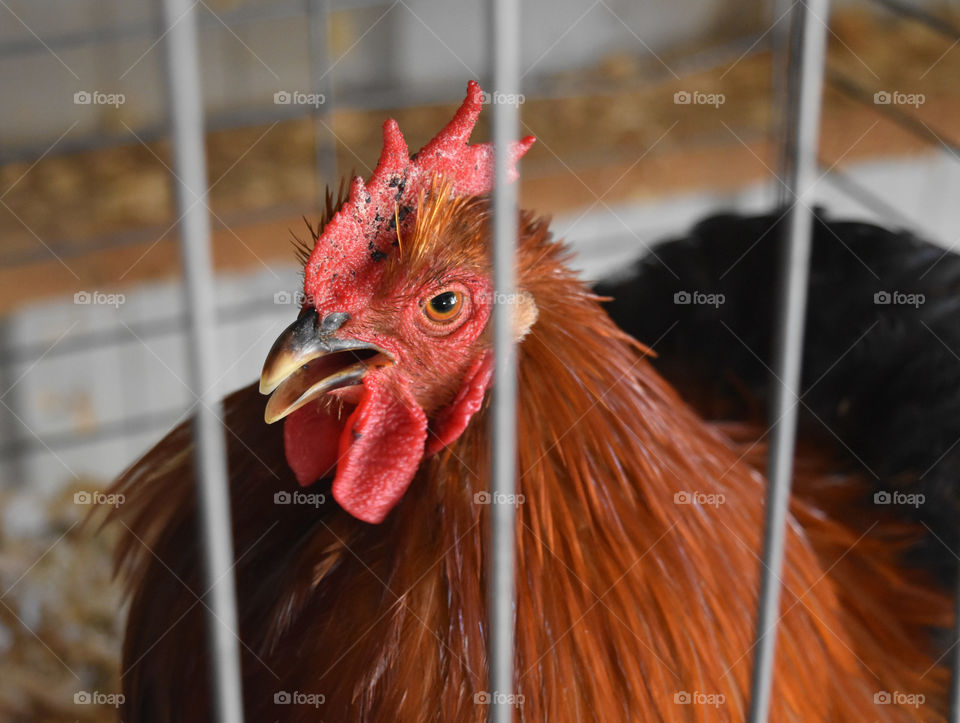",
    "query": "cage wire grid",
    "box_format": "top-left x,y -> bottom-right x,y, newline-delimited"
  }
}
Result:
0,0 -> 958,721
